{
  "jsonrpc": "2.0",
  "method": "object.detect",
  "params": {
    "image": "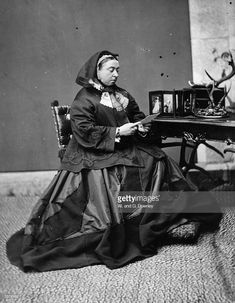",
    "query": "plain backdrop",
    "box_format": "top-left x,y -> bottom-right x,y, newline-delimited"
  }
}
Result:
0,0 -> 192,171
